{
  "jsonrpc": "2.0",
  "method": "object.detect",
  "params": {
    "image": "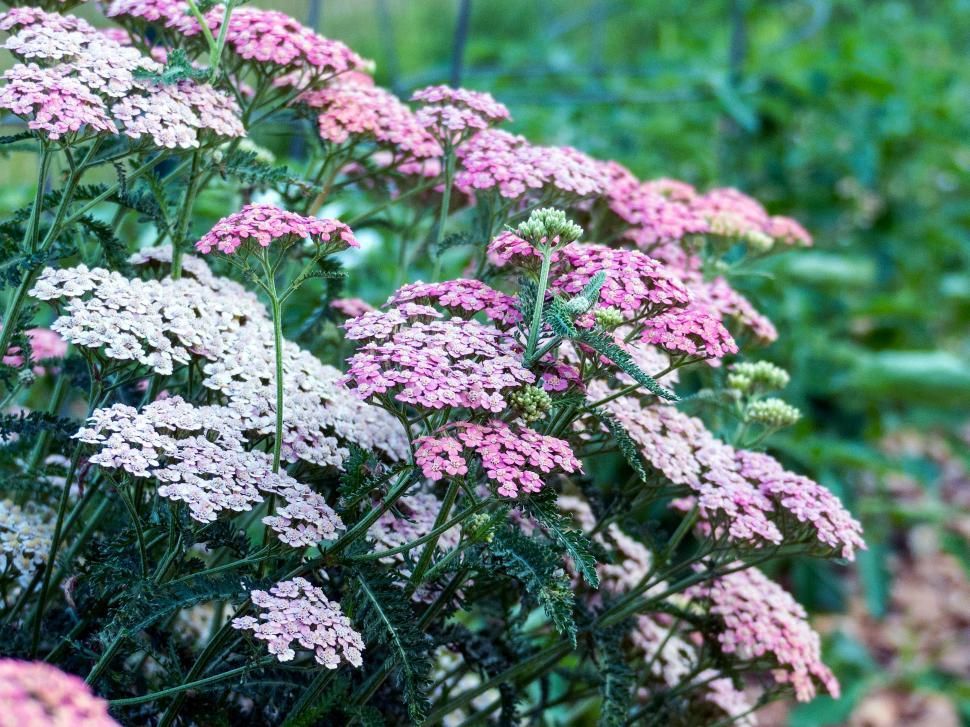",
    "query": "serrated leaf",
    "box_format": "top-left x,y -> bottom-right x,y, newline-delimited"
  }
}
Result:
591,407 -> 651,483
350,565 -> 432,723
595,626 -> 635,727
517,278 -> 538,326
544,296 -> 579,338
524,494 -> 599,588
576,329 -> 678,401
489,528 -> 578,646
